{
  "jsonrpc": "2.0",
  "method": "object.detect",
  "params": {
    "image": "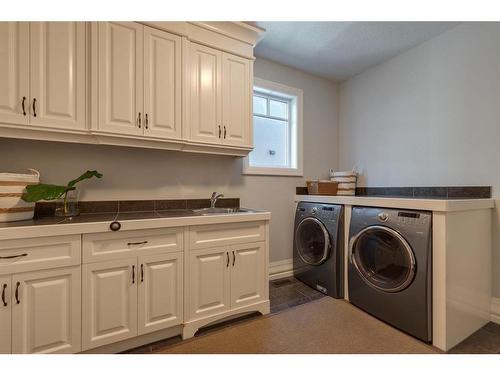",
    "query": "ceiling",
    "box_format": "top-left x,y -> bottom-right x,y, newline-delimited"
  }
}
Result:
254,22 -> 460,81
